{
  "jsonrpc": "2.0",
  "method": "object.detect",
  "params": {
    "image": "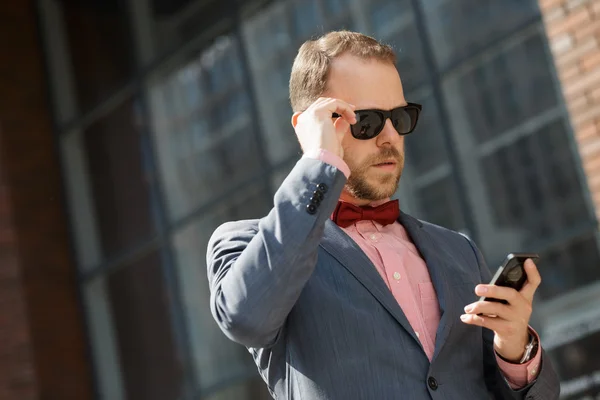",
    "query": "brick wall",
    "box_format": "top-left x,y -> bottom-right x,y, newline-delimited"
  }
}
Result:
0,2 -> 93,400
540,0 -> 600,218
0,175 -> 37,400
